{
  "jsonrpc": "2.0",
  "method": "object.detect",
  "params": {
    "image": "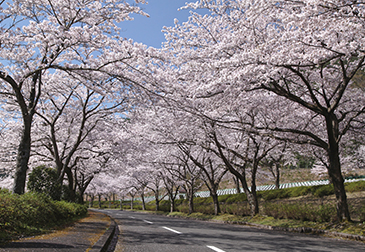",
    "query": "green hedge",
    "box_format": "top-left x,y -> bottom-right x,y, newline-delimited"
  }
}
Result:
345,180 -> 365,193
263,202 -> 337,222
0,189 -> 87,243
